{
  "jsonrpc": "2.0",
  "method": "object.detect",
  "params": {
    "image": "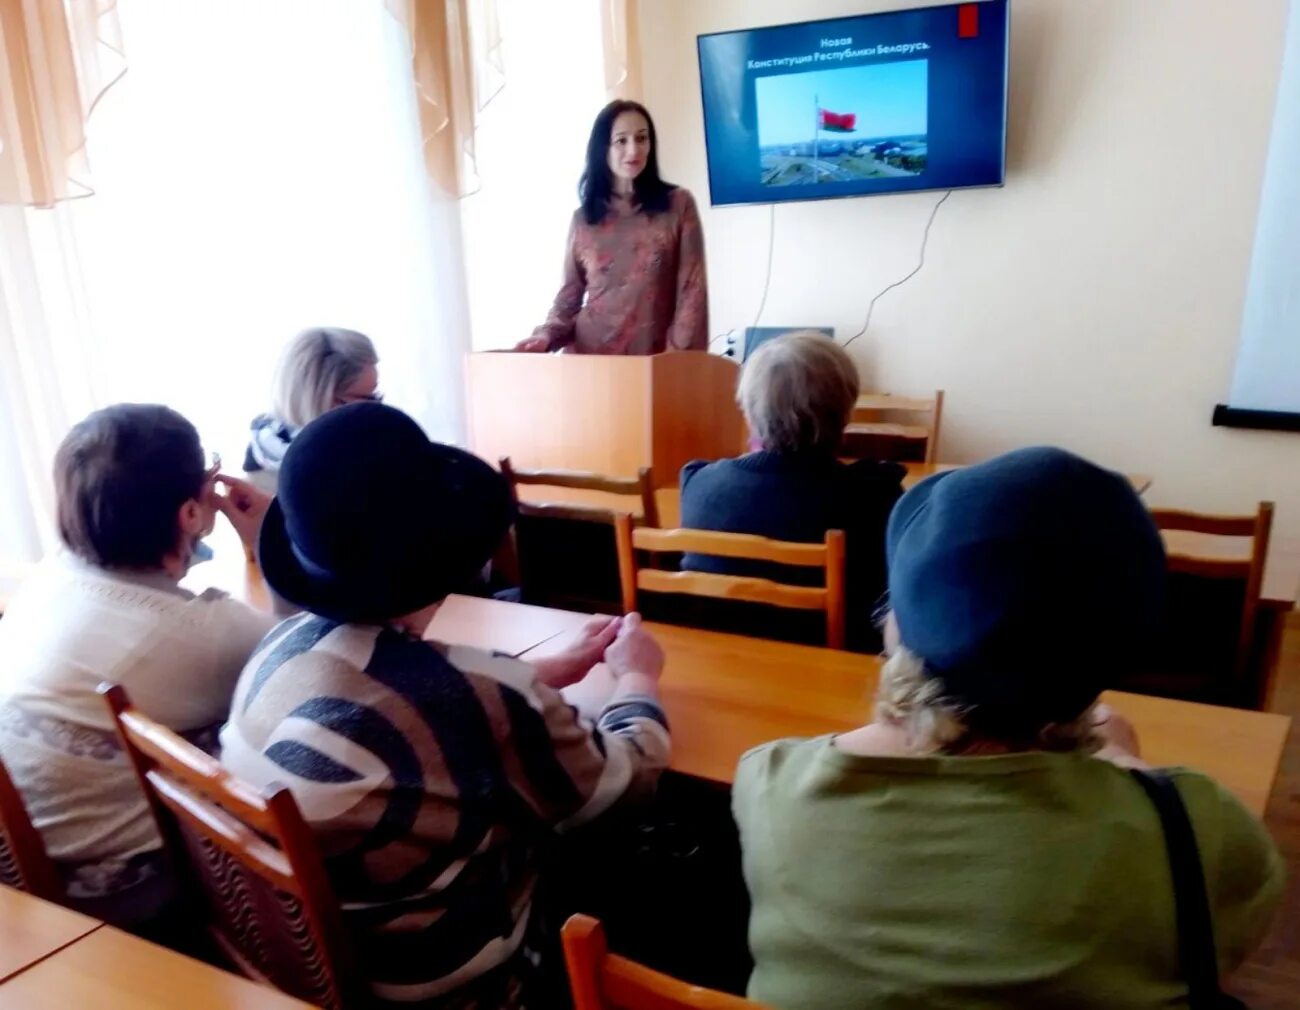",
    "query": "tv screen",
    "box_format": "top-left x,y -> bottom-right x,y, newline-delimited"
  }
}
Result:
697,0 -> 1009,206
